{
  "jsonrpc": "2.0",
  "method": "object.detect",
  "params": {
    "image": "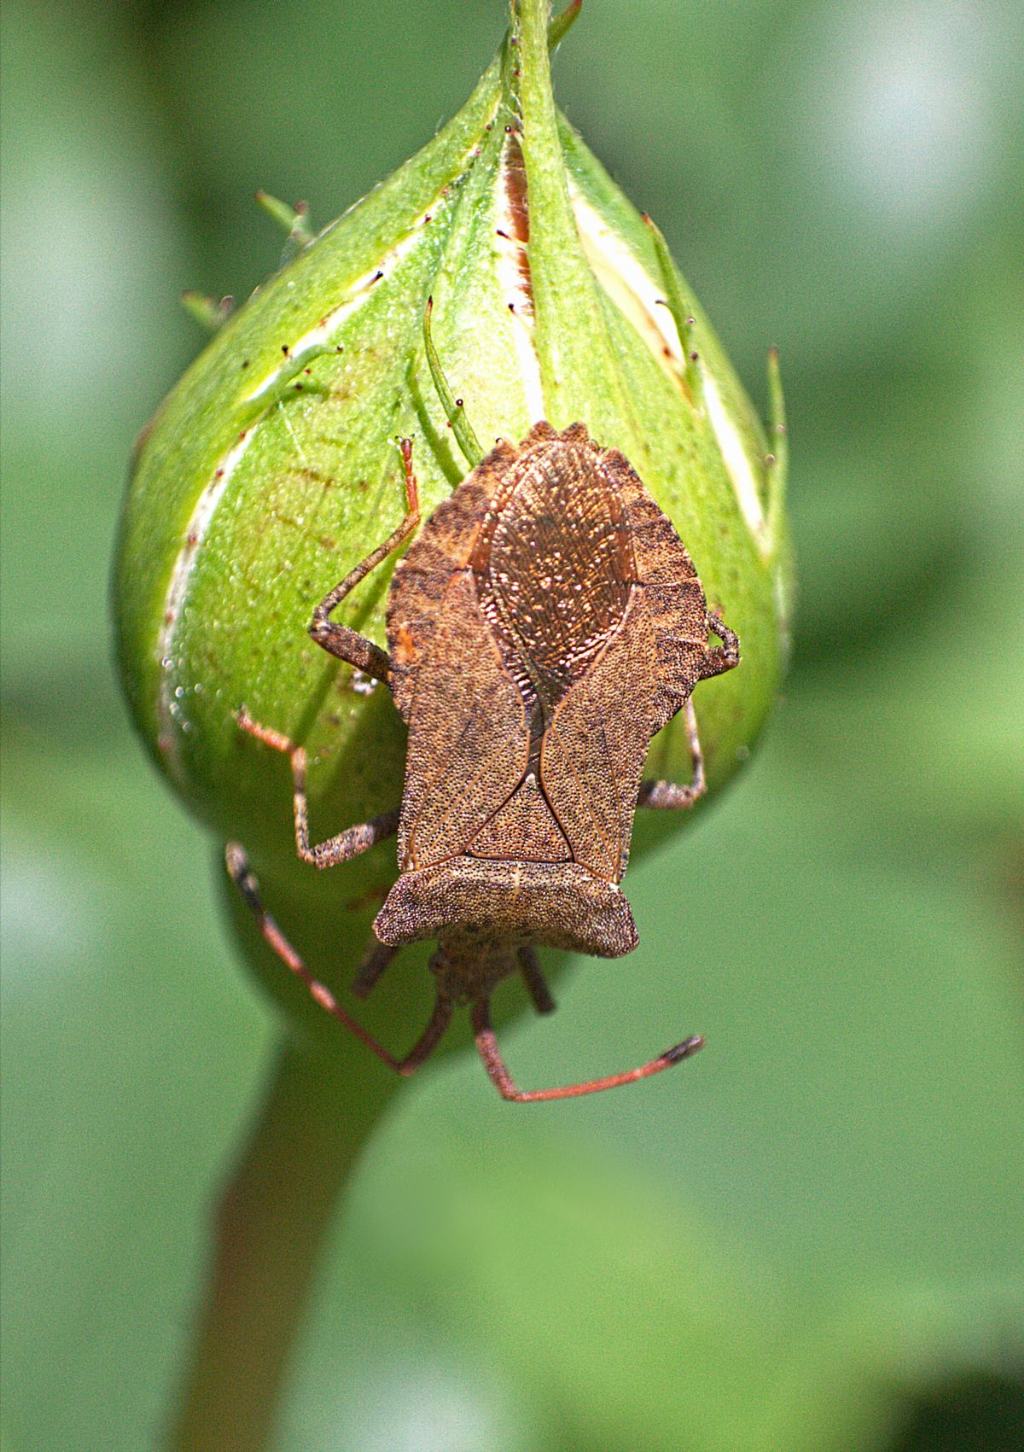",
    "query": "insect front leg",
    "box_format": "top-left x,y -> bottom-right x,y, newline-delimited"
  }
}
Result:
225,842 -> 448,1076
638,698 -> 706,811
308,437 -> 421,682
236,709 -> 400,869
